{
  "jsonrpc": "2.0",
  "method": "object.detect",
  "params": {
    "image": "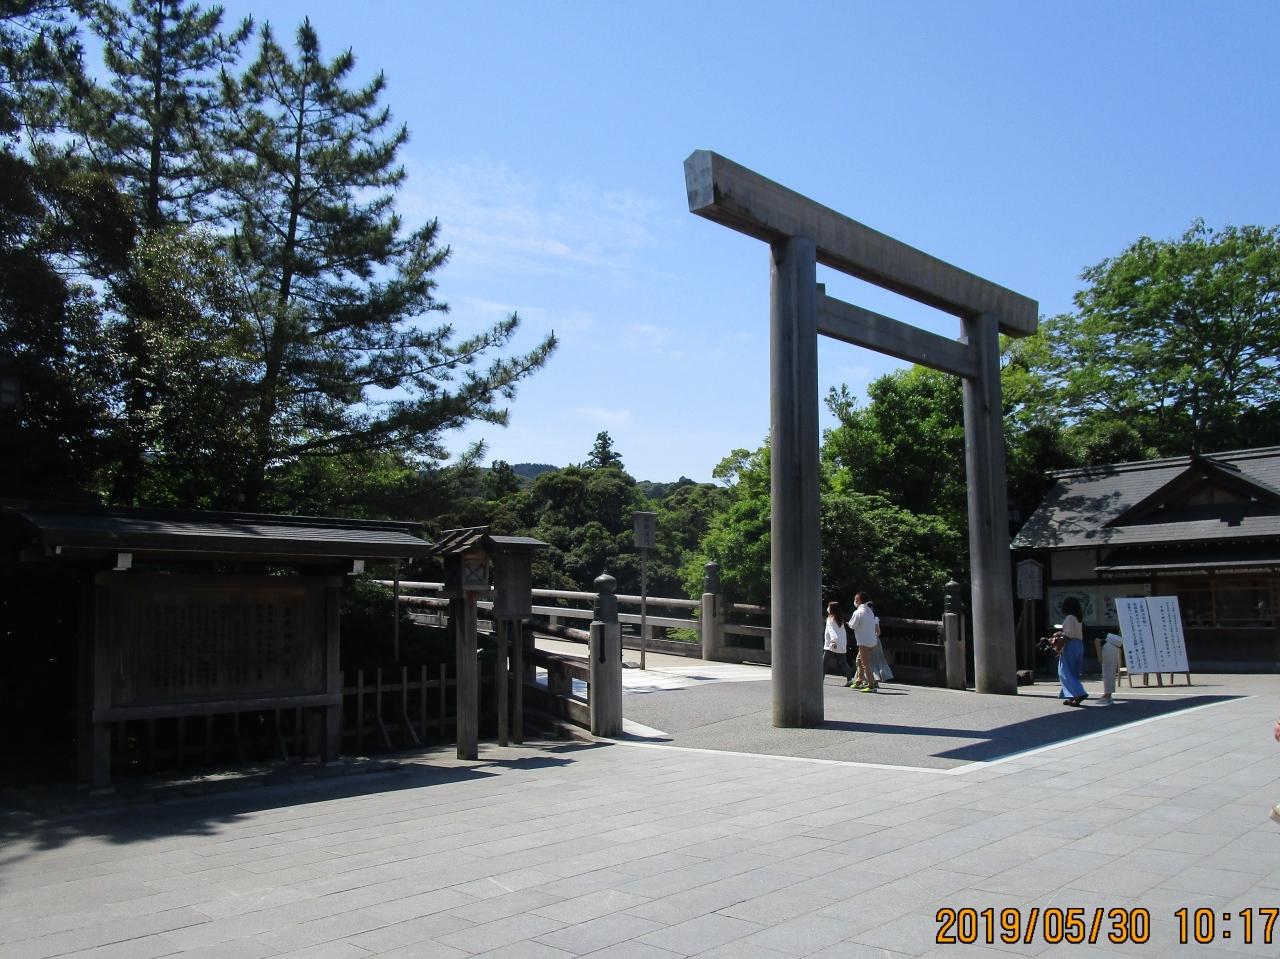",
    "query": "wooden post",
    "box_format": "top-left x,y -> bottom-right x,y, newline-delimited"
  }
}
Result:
513,622 -> 526,744
496,619 -> 510,747
75,578 -> 95,788
456,594 -> 479,760
90,583 -> 113,792
392,561 -> 401,663
323,581 -> 342,761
